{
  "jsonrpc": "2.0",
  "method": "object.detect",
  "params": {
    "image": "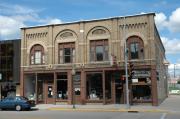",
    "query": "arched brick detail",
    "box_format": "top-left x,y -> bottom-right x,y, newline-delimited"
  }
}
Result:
126,35 -> 144,60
